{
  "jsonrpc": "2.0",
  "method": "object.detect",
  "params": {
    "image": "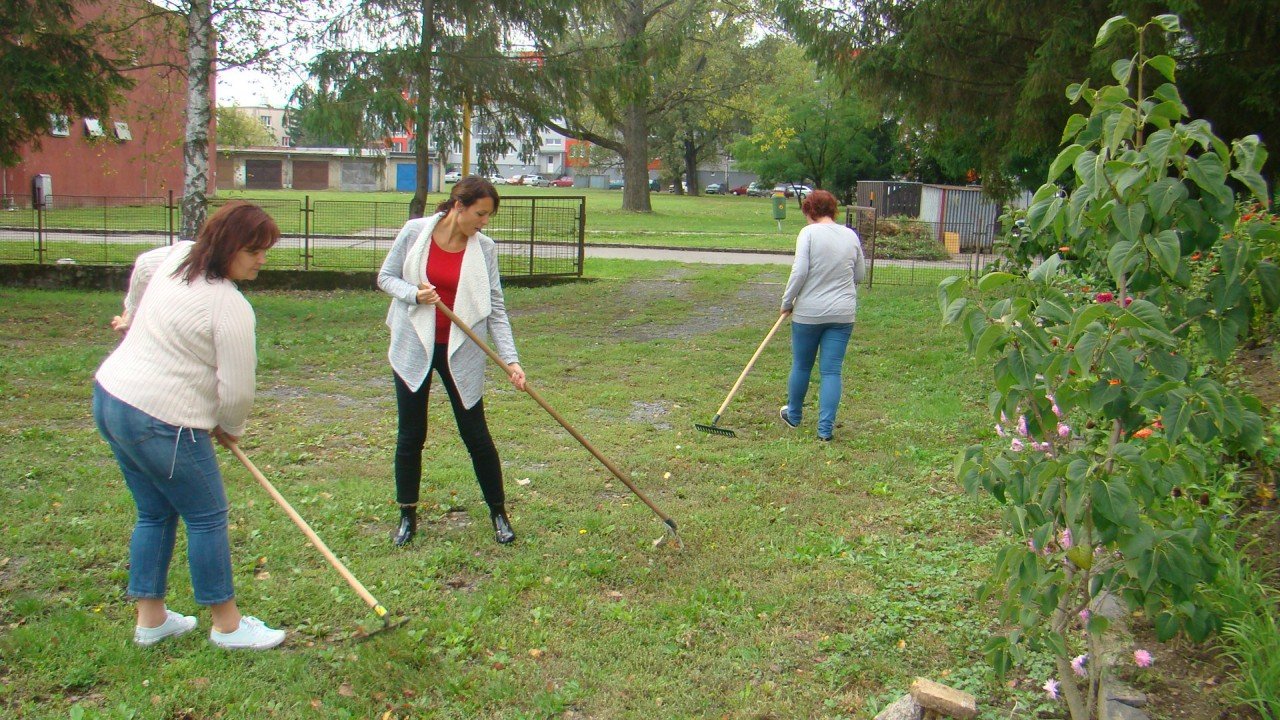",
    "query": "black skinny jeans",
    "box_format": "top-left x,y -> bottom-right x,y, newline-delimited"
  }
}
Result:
393,345 -> 504,511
